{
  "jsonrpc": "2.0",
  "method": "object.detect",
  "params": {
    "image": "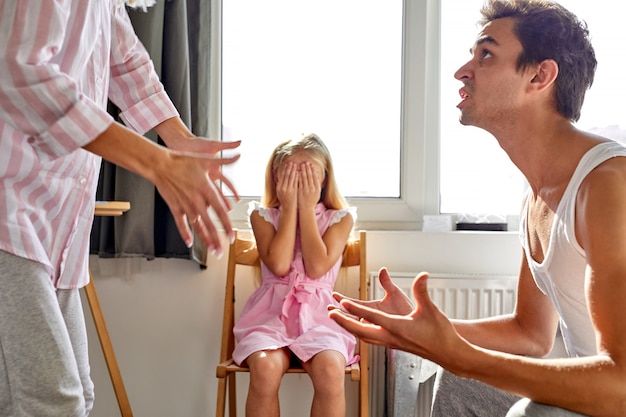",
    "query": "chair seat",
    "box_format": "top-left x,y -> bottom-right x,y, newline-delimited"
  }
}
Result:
217,358 -> 361,381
